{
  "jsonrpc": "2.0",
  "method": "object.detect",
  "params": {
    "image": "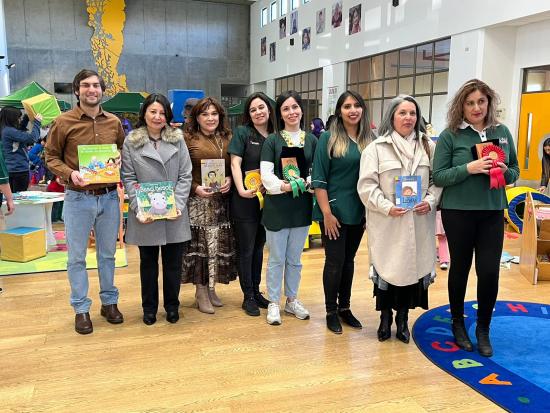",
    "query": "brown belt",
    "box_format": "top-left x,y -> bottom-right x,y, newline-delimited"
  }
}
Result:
68,185 -> 118,196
